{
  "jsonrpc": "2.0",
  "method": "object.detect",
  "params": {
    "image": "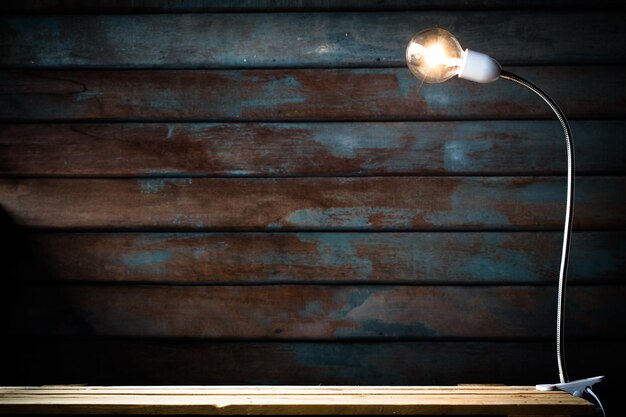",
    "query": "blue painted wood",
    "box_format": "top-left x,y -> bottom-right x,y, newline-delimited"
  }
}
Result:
1,12 -> 625,68
0,177 -> 624,230
2,121 -> 624,176
18,232 -> 626,284
0,67 -> 624,121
